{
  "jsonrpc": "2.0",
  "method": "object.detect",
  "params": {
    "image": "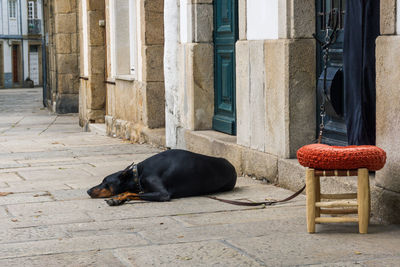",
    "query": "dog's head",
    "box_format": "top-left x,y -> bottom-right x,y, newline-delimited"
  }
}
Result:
87,163 -> 139,198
